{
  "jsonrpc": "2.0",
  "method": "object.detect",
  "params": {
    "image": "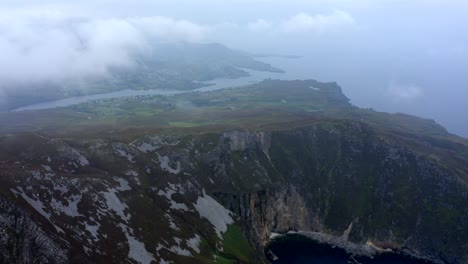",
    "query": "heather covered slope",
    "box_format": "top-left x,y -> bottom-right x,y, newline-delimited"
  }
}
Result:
0,80 -> 467,263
